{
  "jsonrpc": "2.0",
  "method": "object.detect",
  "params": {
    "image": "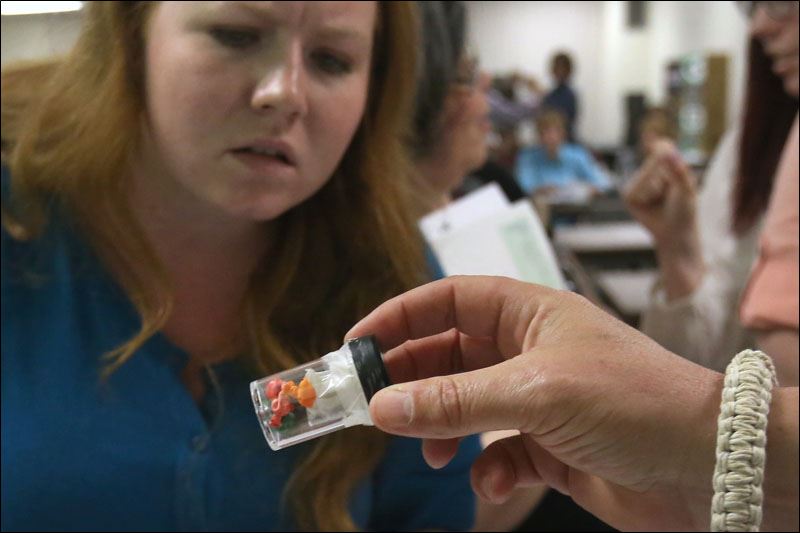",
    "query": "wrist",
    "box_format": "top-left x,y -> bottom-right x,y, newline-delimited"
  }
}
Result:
654,228 -> 702,262
655,240 -> 706,301
676,368 -> 724,529
761,386 -> 800,530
